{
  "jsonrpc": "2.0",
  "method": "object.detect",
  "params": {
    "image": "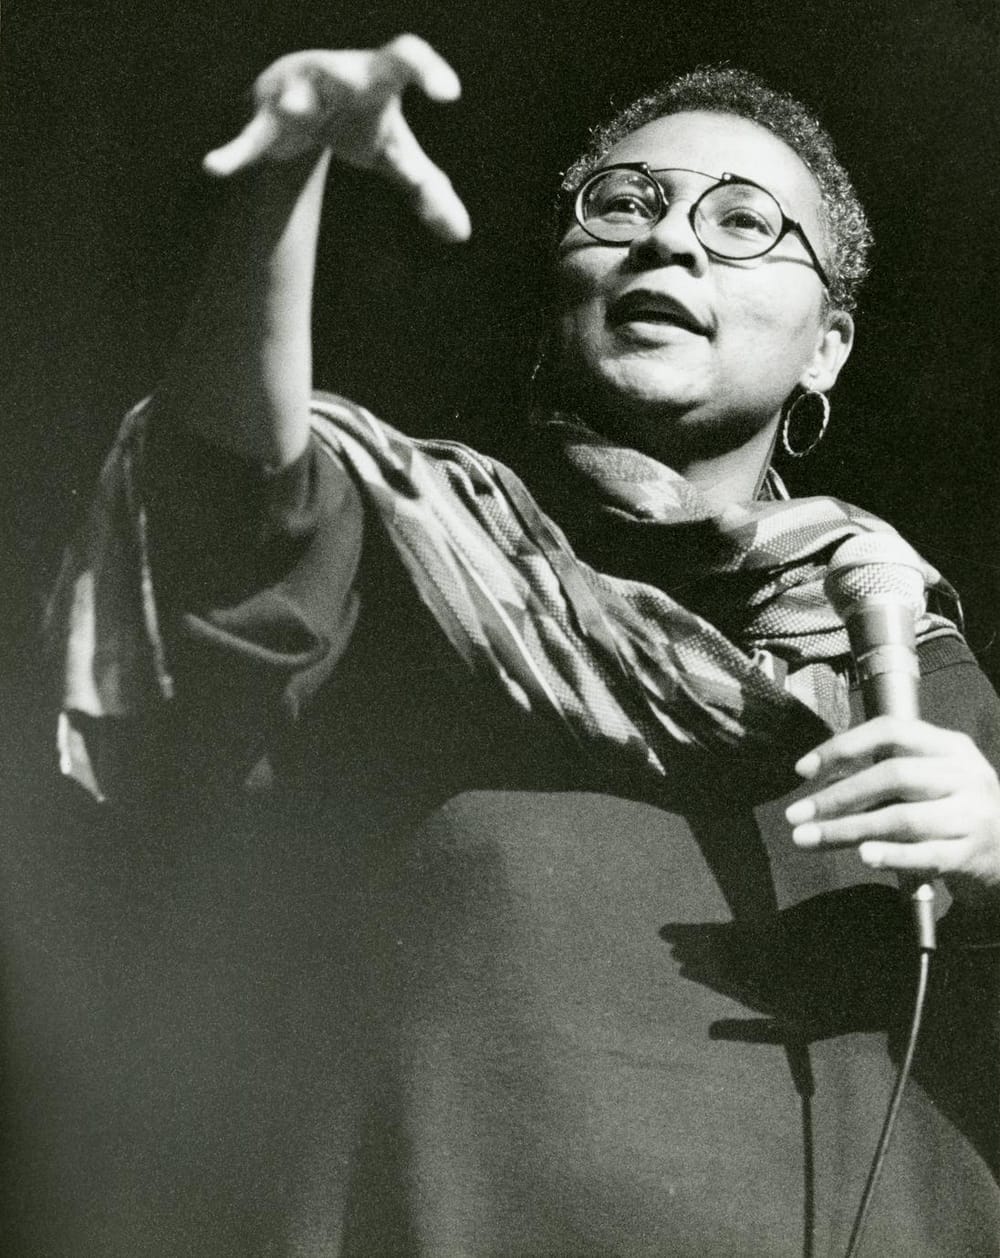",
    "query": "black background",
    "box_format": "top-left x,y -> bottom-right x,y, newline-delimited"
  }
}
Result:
1,2 -> 998,796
